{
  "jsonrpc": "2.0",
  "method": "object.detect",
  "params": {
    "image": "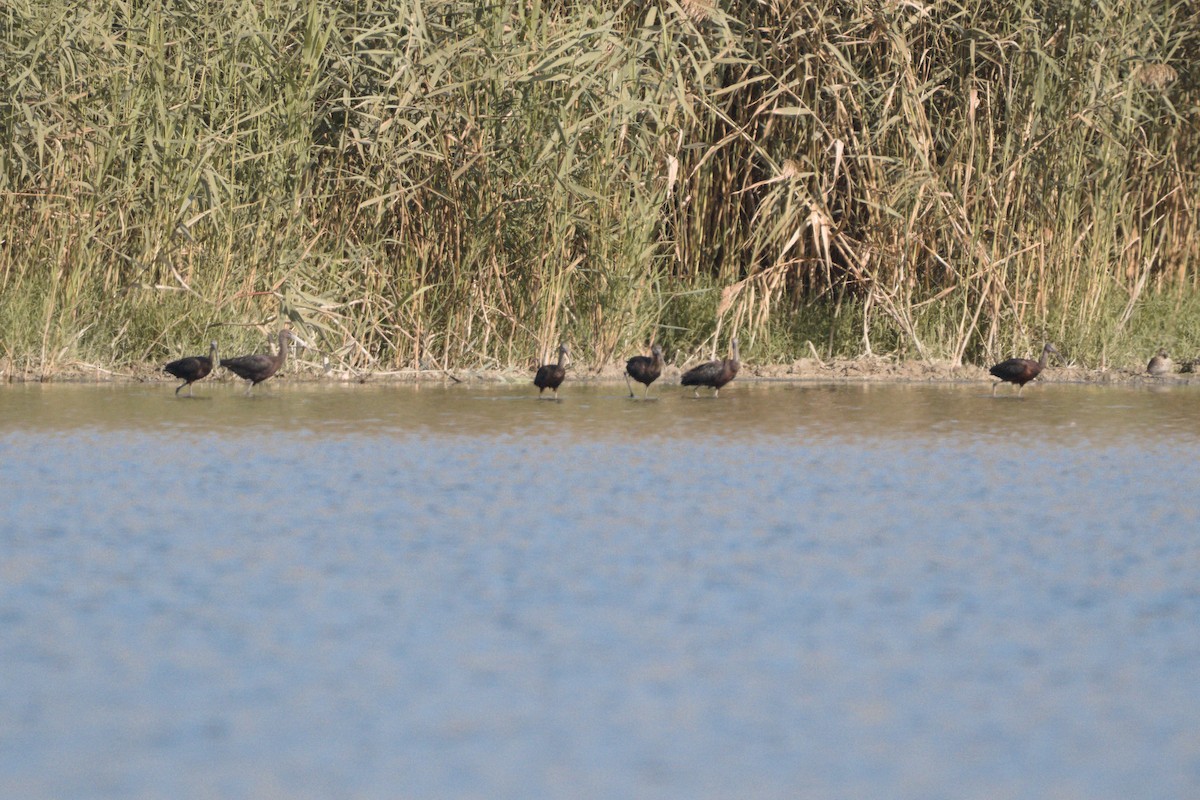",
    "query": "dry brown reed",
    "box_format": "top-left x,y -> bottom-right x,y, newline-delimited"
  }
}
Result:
1,0 -> 1197,374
